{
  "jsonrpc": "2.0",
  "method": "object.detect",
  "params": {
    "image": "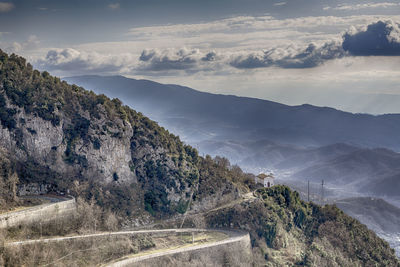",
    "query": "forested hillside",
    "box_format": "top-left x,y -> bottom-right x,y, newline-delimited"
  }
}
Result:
0,50 -> 398,266
0,50 -> 253,218
204,186 -> 399,266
